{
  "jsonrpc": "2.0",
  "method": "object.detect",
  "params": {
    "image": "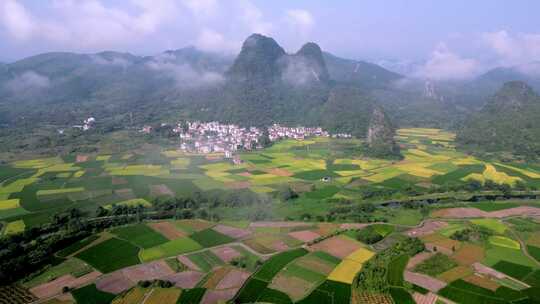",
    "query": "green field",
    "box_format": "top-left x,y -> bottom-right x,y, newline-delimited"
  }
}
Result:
186,250 -> 224,272
71,284 -> 116,304
112,224 -> 169,249
189,228 -> 235,247
139,237 -> 203,262
75,238 -> 141,273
